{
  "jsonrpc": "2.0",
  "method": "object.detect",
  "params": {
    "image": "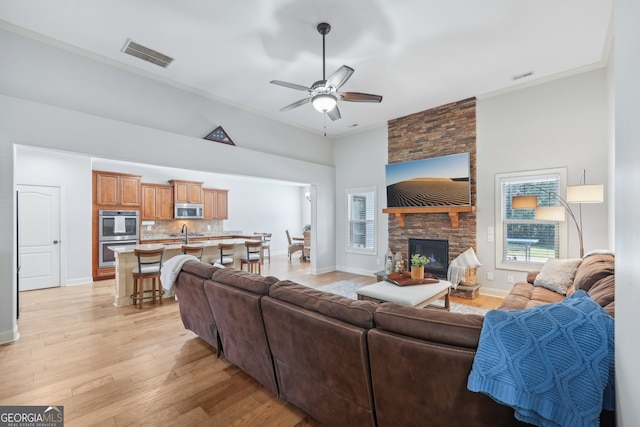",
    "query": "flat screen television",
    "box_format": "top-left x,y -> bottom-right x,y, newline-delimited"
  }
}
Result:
385,153 -> 470,208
